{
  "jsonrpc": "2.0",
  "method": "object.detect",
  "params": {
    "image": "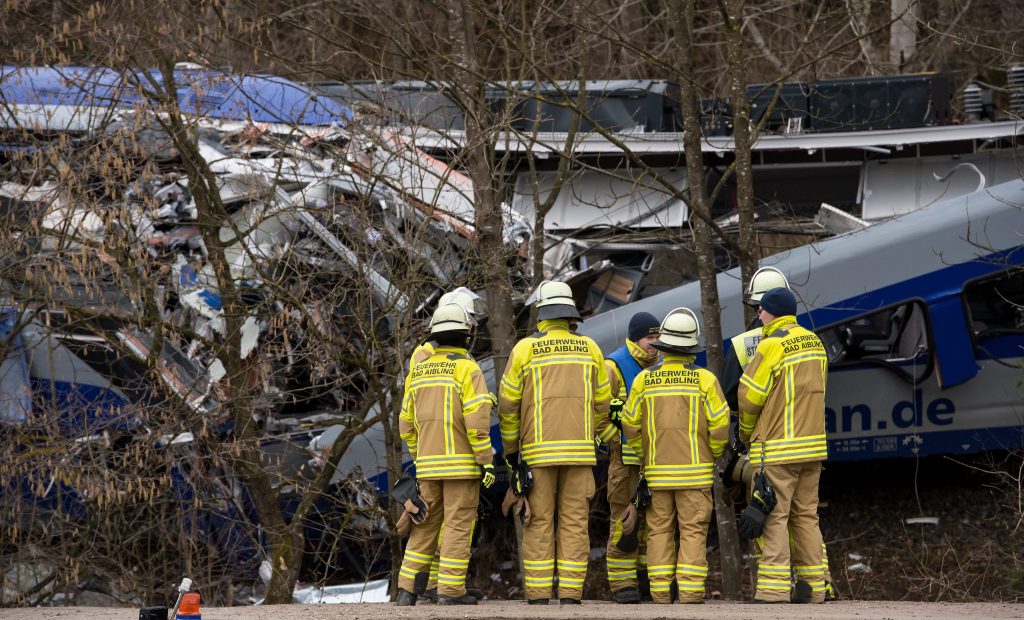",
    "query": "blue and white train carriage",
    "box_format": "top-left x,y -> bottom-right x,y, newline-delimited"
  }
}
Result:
340,176 -> 1023,491
579,178 -> 1024,461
